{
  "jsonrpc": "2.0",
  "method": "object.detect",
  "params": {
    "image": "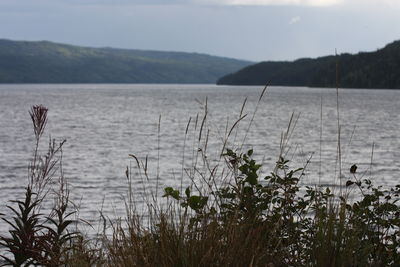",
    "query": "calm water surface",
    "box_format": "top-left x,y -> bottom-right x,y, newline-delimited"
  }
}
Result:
0,84 -> 399,229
